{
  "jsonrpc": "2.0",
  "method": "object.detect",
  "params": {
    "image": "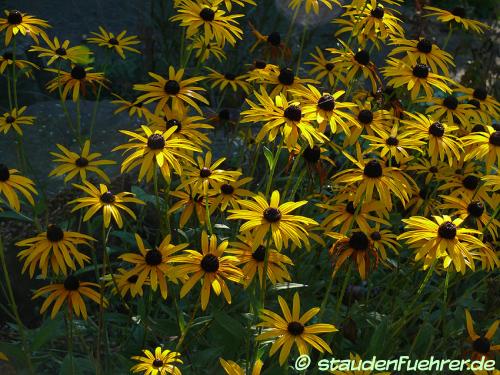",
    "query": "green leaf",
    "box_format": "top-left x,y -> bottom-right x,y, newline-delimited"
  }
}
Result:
412,322 -> 435,356
213,311 -> 245,339
31,316 -> 64,351
0,210 -> 33,222
366,317 -> 389,357
263,146 -> 274,171
111,231 -> 137,246
132,186 -> 160,204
